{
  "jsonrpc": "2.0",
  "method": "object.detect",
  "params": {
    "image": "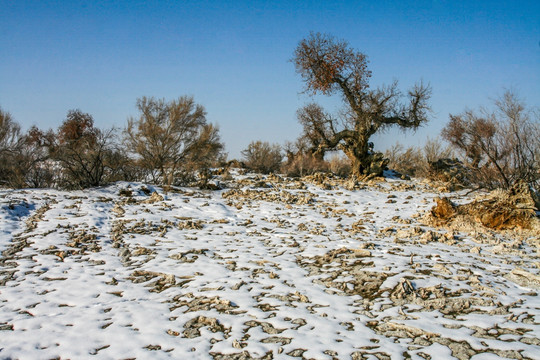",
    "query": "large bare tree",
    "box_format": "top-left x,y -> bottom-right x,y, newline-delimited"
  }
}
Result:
293,32 -> 432,177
